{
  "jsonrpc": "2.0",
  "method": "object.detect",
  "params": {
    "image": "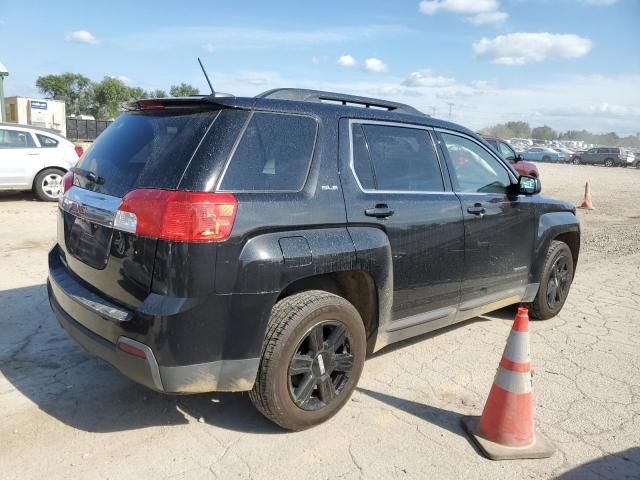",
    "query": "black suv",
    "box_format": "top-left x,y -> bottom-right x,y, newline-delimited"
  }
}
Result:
47,89 -> 580,430
572,147 -> 626,166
